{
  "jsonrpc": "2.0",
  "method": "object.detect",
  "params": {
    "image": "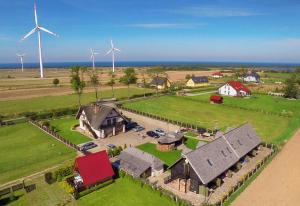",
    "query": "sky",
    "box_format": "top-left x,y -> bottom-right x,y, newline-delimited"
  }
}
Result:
0,0 -> 300,63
